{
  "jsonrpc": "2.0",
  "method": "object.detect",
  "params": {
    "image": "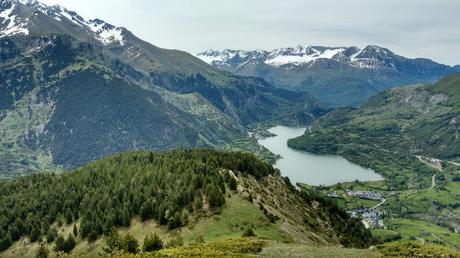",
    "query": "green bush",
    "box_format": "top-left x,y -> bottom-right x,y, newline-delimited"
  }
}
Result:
166,235 -> 184,248
54,235 -> 76,253
46,228 -> 57,243
143,233 -> 163,252
35,243 -> 49,258
242,227 -> 256,237
228,176 -> 238,191
377,241 -> 460,257
30,227 -> 40,242
122,233 -> 139,254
